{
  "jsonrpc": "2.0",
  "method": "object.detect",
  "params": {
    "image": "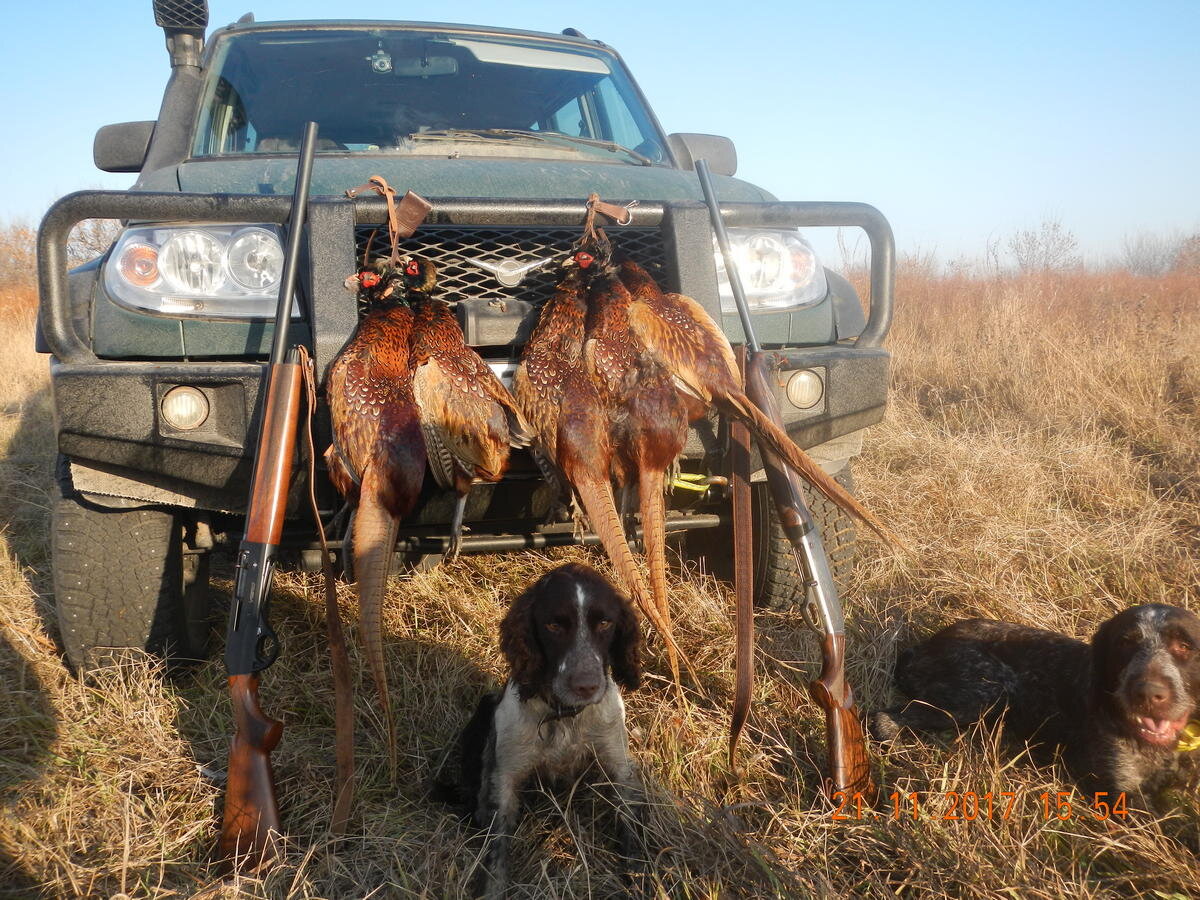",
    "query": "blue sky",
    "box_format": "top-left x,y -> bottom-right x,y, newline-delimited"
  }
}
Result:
2,0 -> 1196,264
